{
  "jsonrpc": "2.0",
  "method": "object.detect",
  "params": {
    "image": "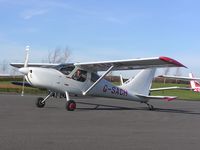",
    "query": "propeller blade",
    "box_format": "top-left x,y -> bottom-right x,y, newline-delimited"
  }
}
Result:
20,45 -> 30,96
21,76 -> 25,96
24,45 -> 30,68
